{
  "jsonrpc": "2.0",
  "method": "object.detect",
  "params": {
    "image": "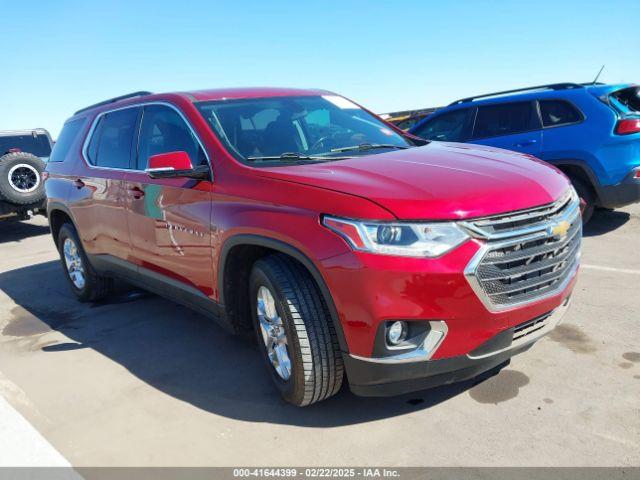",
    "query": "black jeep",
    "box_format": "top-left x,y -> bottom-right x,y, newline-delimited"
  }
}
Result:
0,129 -> 52,222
